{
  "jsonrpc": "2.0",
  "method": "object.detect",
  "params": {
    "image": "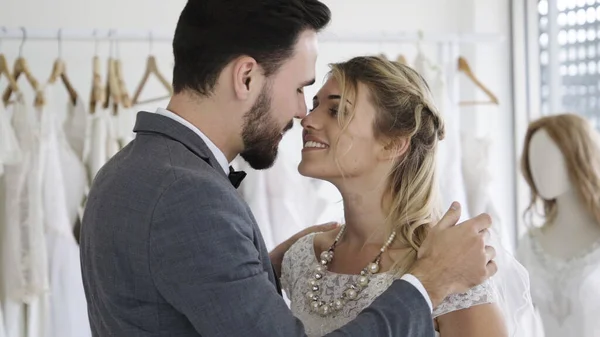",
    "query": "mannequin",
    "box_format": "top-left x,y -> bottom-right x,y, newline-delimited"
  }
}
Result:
525,128 -> 600,257
518,113 -> 600,337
